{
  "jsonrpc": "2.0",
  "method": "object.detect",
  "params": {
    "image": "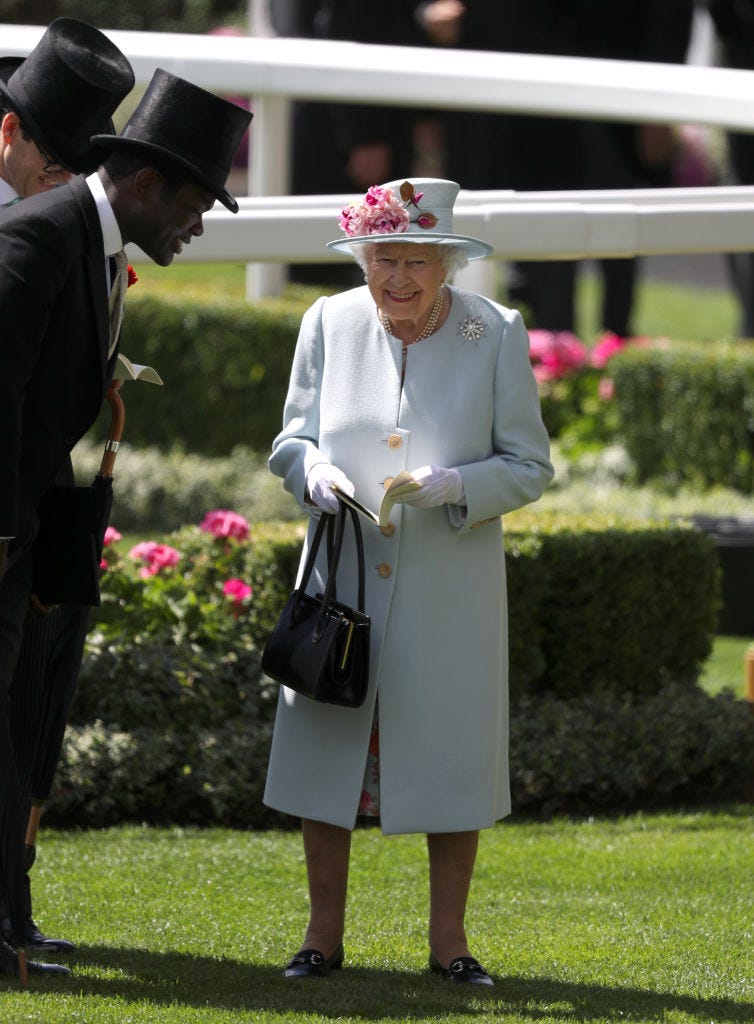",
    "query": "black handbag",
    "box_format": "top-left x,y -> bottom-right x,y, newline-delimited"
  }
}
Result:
261,498 -> 370,708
